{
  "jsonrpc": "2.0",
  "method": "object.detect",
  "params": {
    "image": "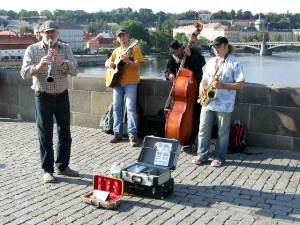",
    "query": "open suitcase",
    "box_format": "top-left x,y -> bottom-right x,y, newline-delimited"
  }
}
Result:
81,175 -> 123,209
122,136 -> 181,199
